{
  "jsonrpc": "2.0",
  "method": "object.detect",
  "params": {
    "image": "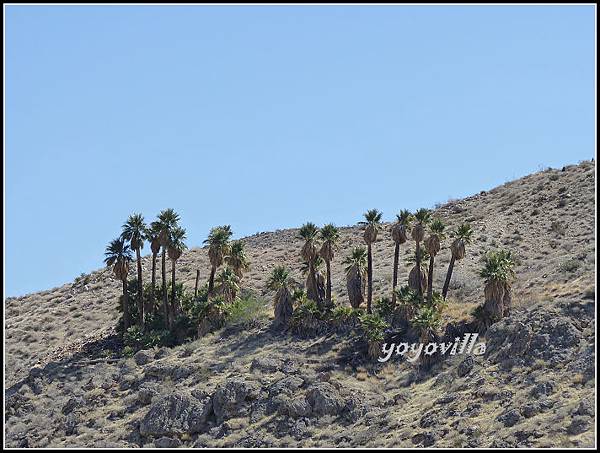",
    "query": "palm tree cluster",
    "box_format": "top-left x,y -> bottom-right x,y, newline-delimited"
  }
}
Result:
104,209 -> 187,332
203,225 -> 249,303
